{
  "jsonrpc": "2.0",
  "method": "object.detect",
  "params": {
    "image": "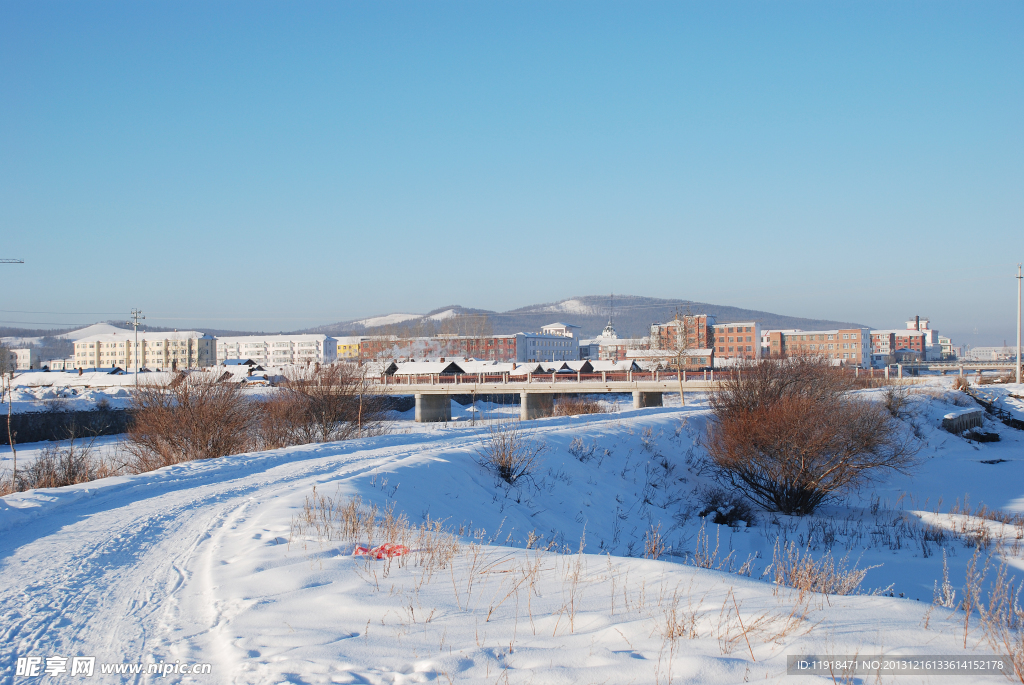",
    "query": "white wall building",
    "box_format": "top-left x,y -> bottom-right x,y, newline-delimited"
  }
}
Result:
74,330 -> 216,370
966,346 -> 1019,362
511,323 -> 581,363
7,348 -> 40,370
216,334 -> 337,366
